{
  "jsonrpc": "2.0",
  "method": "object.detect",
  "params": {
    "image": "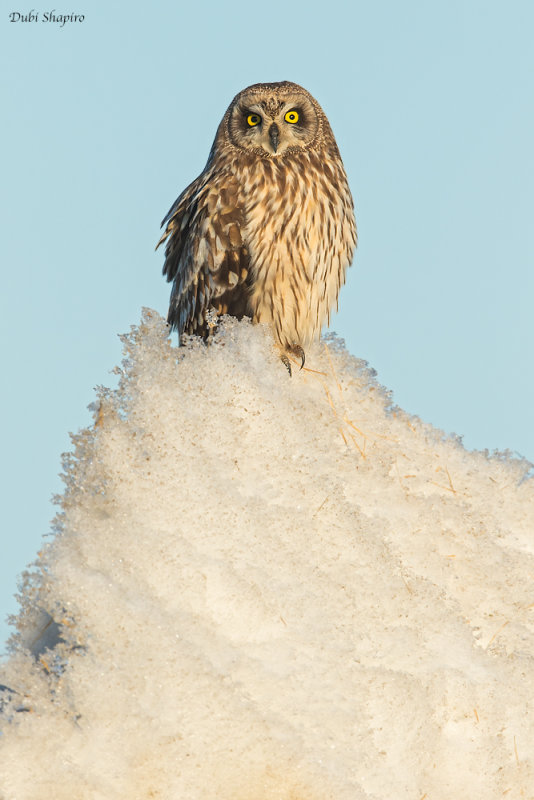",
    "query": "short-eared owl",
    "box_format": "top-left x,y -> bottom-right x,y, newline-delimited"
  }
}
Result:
157,81 -> 356,369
